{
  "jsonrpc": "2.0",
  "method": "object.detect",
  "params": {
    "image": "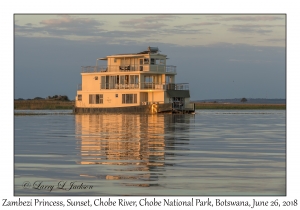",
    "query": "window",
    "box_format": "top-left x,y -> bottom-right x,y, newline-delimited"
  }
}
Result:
89,94 -> 103,104
151,58 -> 155,65
96,94 -> 100,104
144,75 -> 153,83
101,76 -> 106,89
122,94 -> 137,104
115,94 -> 118,98
78,95 -> 82,101
129,75 -> 135,84
89,95 -> 93,104
120,75 -> 125,85
166,76 -> 172,83
144,58 -> 149,64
